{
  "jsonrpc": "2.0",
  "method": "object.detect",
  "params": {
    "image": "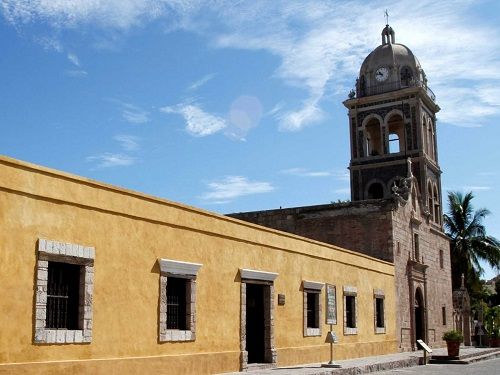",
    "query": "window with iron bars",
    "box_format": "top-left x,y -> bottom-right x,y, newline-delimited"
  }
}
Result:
34,239 -> 94,344
166,277 -> 188,330
306,292 -> 319,329
46,261 -> 81,329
